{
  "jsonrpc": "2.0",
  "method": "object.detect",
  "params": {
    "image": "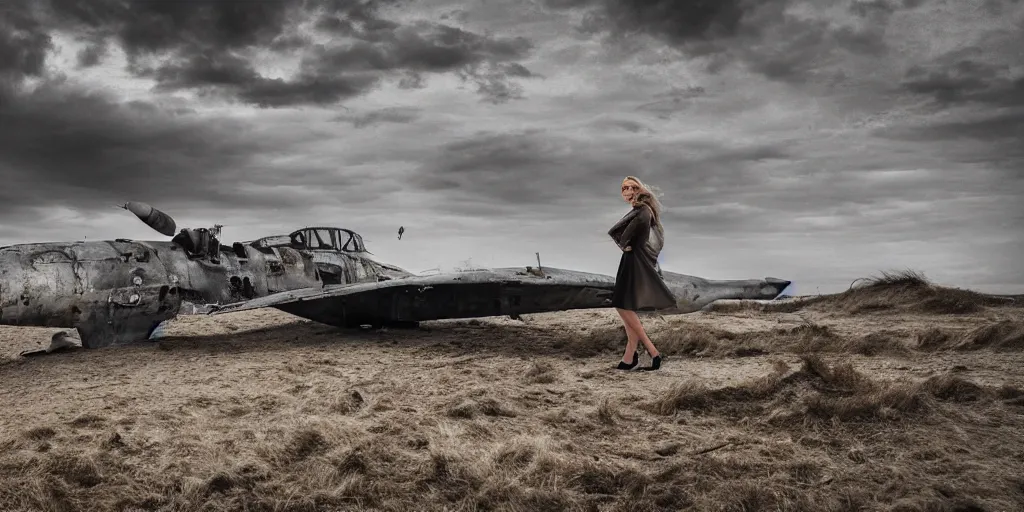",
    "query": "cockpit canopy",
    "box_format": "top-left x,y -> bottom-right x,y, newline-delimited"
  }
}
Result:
288,227 -> 366,253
